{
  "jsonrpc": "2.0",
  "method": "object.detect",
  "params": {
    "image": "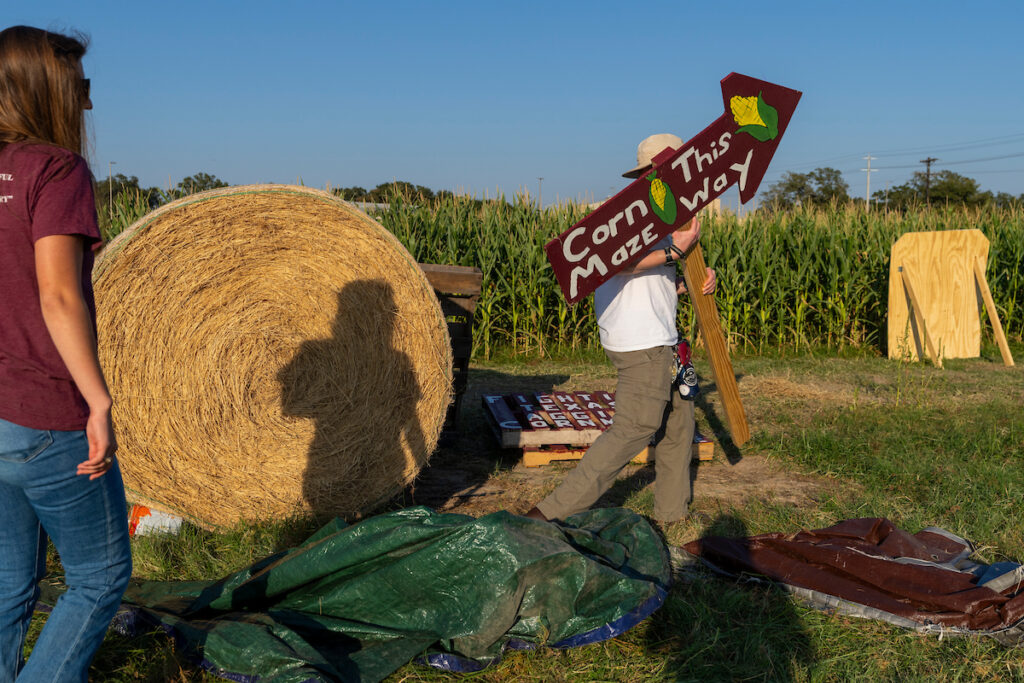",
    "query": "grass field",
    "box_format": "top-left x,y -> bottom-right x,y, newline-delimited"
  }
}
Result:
34,340 -> 1022,681
78,192 -> 1024,679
